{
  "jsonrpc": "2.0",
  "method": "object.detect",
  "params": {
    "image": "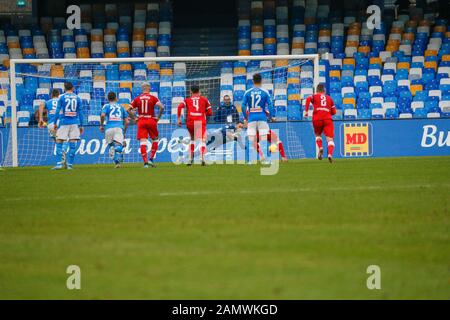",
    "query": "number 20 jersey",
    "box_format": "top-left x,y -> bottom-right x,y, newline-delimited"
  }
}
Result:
56,92 -> 84,126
